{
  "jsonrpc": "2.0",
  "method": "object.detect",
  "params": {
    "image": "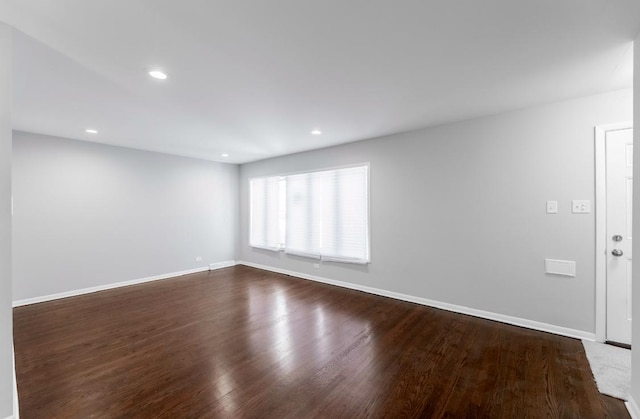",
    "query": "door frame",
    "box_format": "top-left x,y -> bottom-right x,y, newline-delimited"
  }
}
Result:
595,121 -> 633,342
